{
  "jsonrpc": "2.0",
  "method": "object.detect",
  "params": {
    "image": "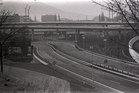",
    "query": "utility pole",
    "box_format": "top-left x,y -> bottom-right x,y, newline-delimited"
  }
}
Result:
0,0 -> 3,73
0,41 -> 3,73
28,6 -> 31,17
25,5 -> 28,16
0,0 -> 3,5
25,5 -> 31,17
82,35 -> 85,49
